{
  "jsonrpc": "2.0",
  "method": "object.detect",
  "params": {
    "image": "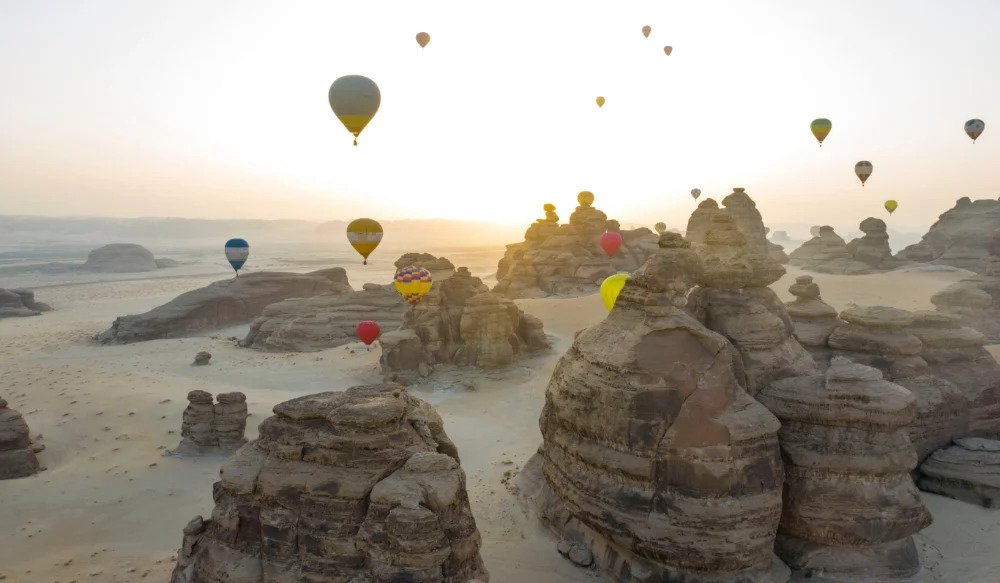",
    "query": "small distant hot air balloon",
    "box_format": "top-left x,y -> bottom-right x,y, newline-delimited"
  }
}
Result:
328,75 -> 381,146
663,46 -> 673,56
641,25 -> 651,38
355,320 -> 381,346
393,266 -> 433,306
884,200 -> 898,215
416,32 -> 431,48
855,161 -> 873,186
600,232 -> 623,257
810,118 -> 832,146
691,188 -> 701,200
654,222 -> 667,235
578,191 -> 595,206
224,238 -> 249,277
346,218 -> 383,265
965,119 -> 985,143
596,96 -> 605,108
600,273 -> 630,311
